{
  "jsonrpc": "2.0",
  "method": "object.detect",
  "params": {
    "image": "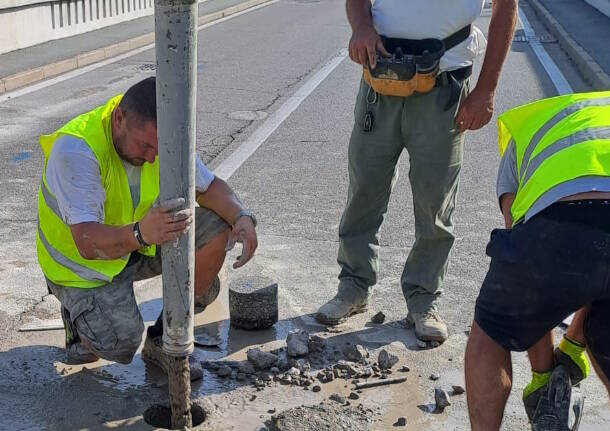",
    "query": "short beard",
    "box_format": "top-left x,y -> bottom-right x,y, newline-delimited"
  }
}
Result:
114,134 -> 144,166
